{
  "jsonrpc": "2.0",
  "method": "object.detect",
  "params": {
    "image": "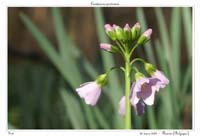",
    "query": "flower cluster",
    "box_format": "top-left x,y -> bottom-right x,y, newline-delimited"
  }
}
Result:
76,22 -> 169,118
